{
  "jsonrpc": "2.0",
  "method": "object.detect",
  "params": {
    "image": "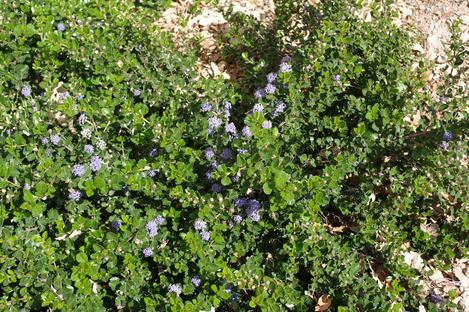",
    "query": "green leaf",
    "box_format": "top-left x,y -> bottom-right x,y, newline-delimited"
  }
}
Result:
263,182 -> 272,195
76,252 -> 88,264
